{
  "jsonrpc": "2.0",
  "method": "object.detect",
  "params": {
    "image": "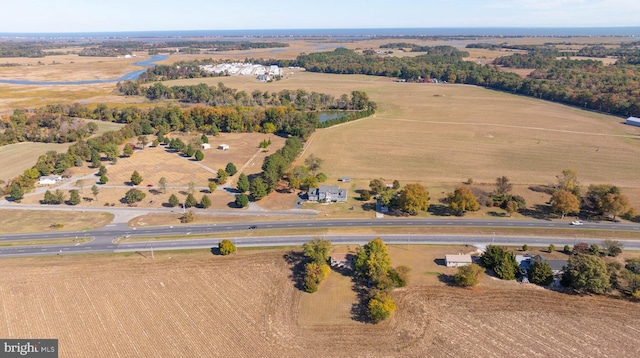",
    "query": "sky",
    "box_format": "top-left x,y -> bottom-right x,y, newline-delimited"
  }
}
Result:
1,0 -> 639,33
